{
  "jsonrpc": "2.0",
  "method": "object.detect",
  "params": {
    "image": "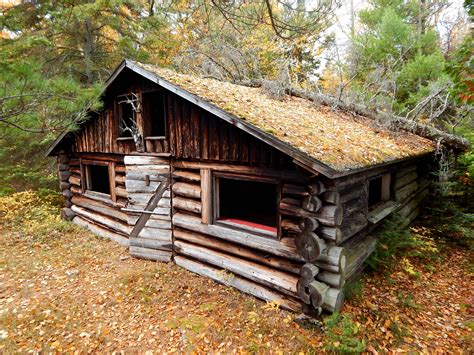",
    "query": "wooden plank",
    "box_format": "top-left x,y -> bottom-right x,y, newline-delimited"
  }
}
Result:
124,155 -> 169,165
172,213 -> 303,261
126,180 -> 162,193
129,246 -> 172,262
174,240 -> 299,296
174,229 -> 301,274
126,165 -> 170,173
145,218 -> 172,229
71,205 -> 132,235
129,180 -> 171,239
200,169 -> 212,224
109,162 -> 117,202
73,216 -> 129,247
368,201 -> 399,224
175,256 -> 302,312
138,227 -> 172,240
